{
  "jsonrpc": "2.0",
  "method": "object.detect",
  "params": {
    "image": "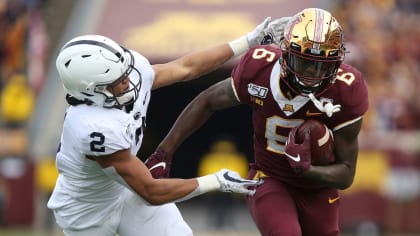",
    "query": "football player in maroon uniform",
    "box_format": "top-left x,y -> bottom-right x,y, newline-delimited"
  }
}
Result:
147,8 -> 368,236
